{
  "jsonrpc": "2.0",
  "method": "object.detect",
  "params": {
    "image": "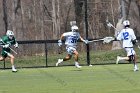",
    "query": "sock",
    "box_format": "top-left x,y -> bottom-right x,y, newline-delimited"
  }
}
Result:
134,64 -> 138,69
12,65 -> 15,69
75,62 -> 79,66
